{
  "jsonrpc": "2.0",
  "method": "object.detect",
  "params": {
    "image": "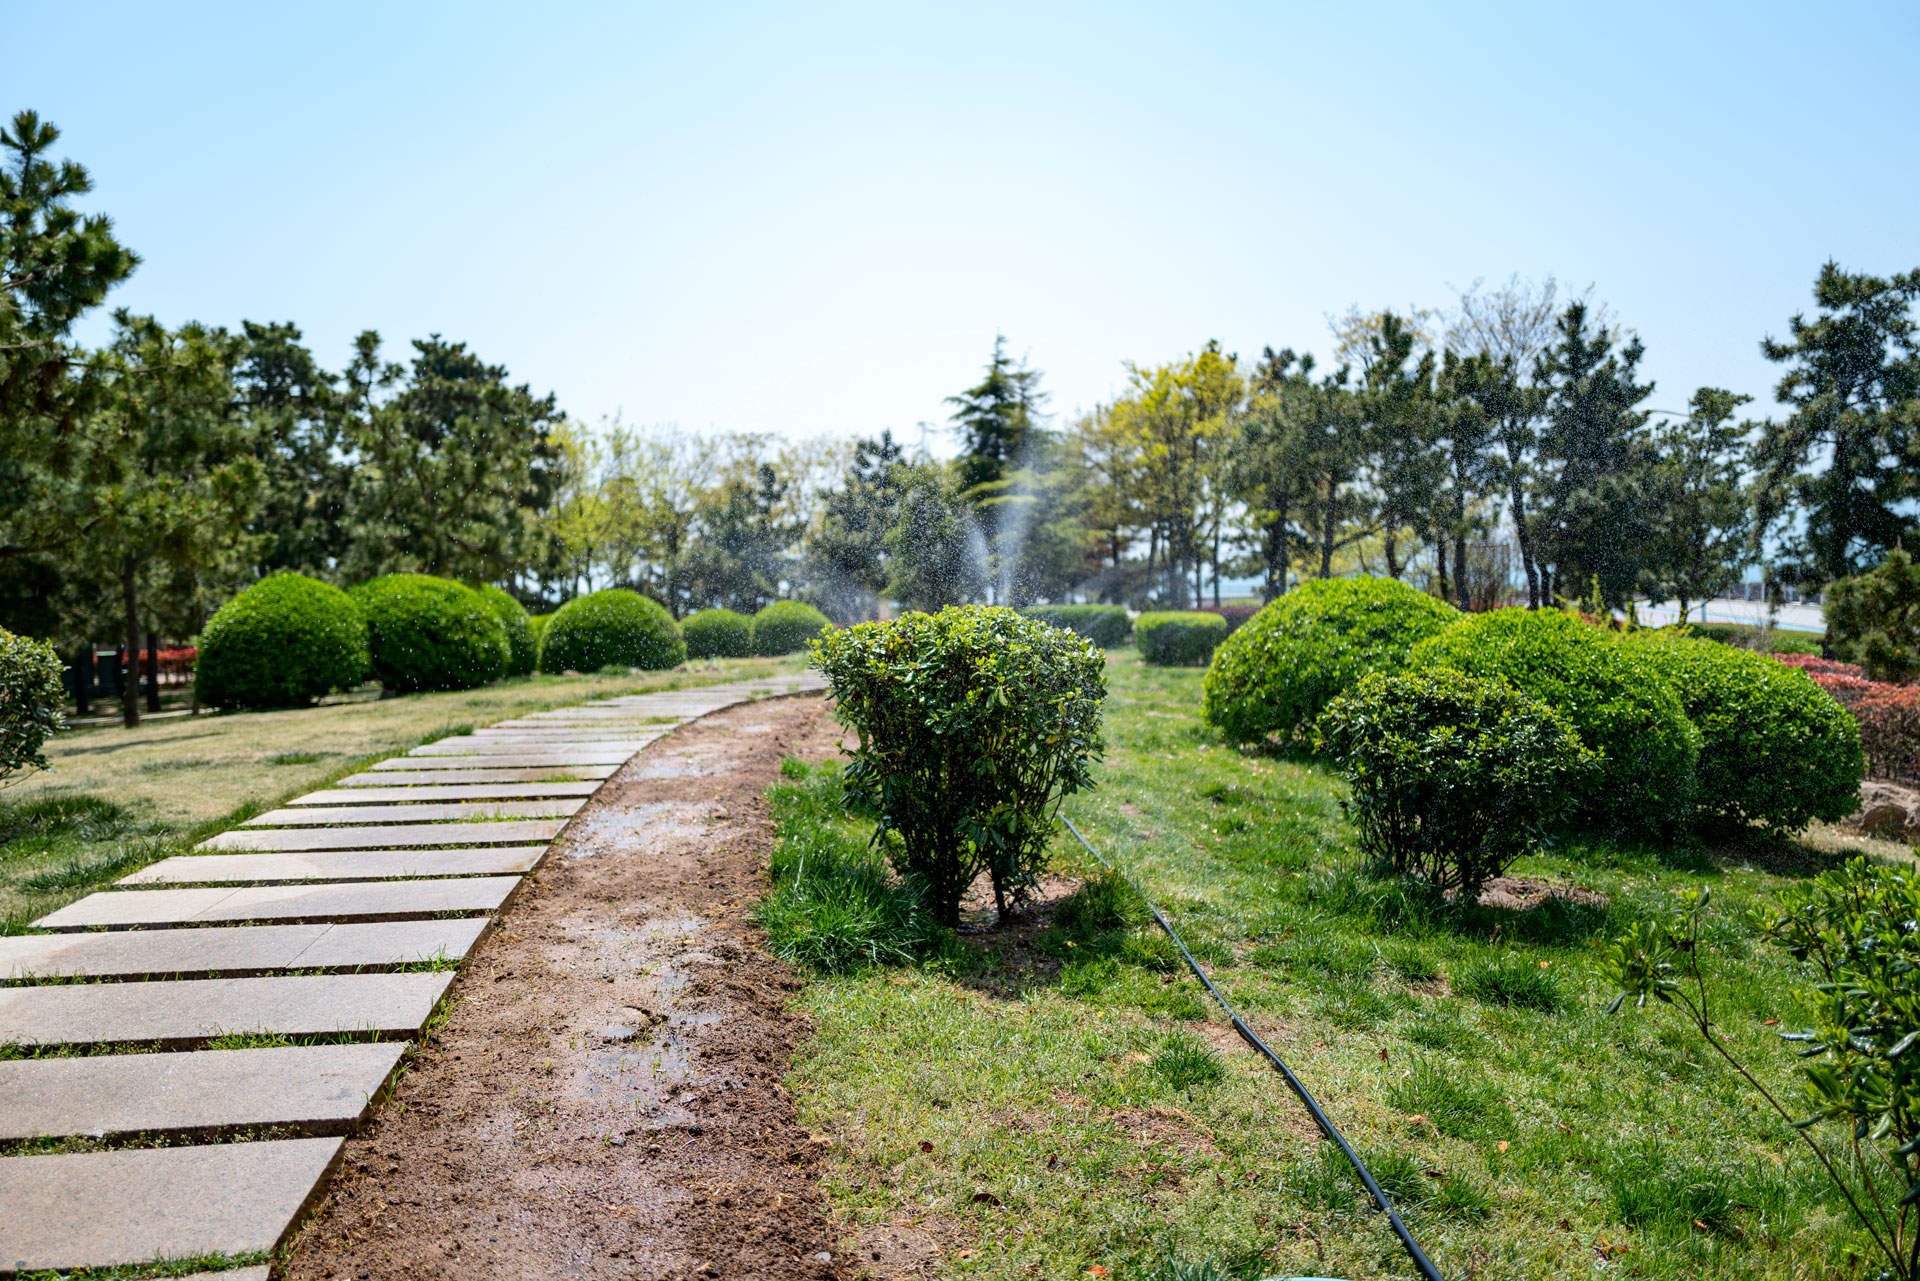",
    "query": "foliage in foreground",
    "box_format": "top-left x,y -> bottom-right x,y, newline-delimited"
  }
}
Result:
1203,575 -> 1459,743
0,628 -> 65,783
539,588 -> 685,672
812,605 -> 1105,926
1133,611 -> 1229,666
351,573 -> 509,694
1315,668 -> 1593,896
194,572 -> 369,709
